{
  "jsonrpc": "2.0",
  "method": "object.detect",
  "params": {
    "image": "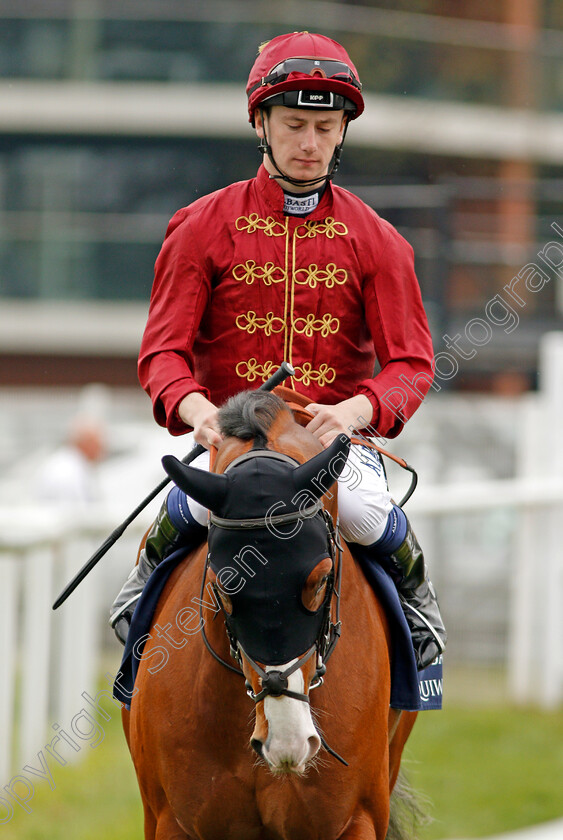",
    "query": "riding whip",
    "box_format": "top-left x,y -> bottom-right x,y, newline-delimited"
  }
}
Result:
52,362 -> 295,610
